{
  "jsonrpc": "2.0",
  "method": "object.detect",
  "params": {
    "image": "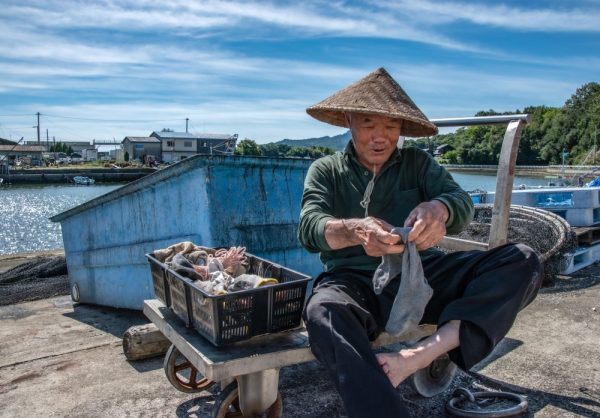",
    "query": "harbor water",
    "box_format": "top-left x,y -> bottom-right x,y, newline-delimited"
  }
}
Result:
0,172 -> 546,256
1,184 -> 120,255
